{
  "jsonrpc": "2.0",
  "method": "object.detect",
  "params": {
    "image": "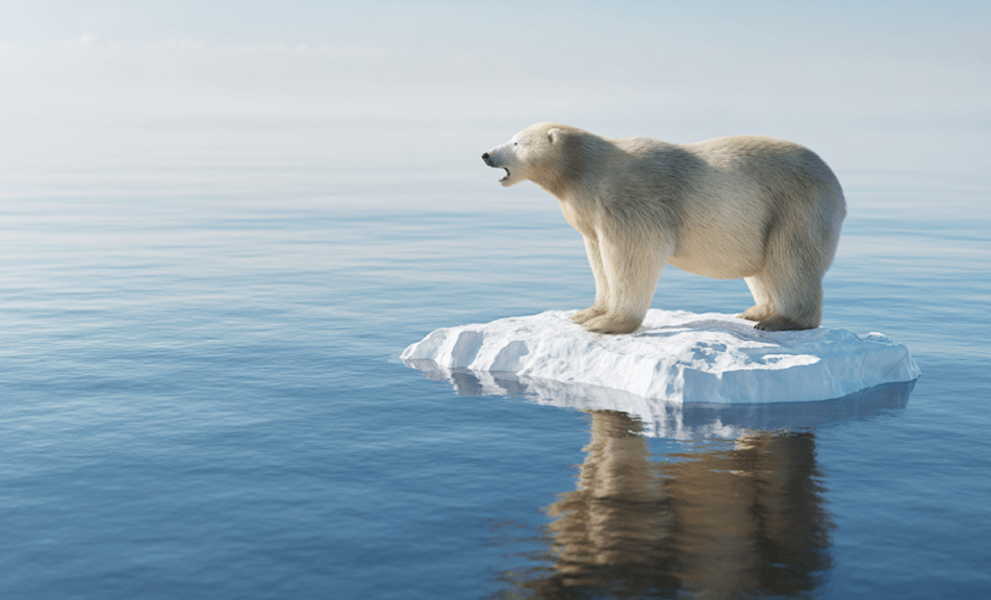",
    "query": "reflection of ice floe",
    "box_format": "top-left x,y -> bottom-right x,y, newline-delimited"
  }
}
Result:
402,309 -> 920,420
404,360 -> 915,438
